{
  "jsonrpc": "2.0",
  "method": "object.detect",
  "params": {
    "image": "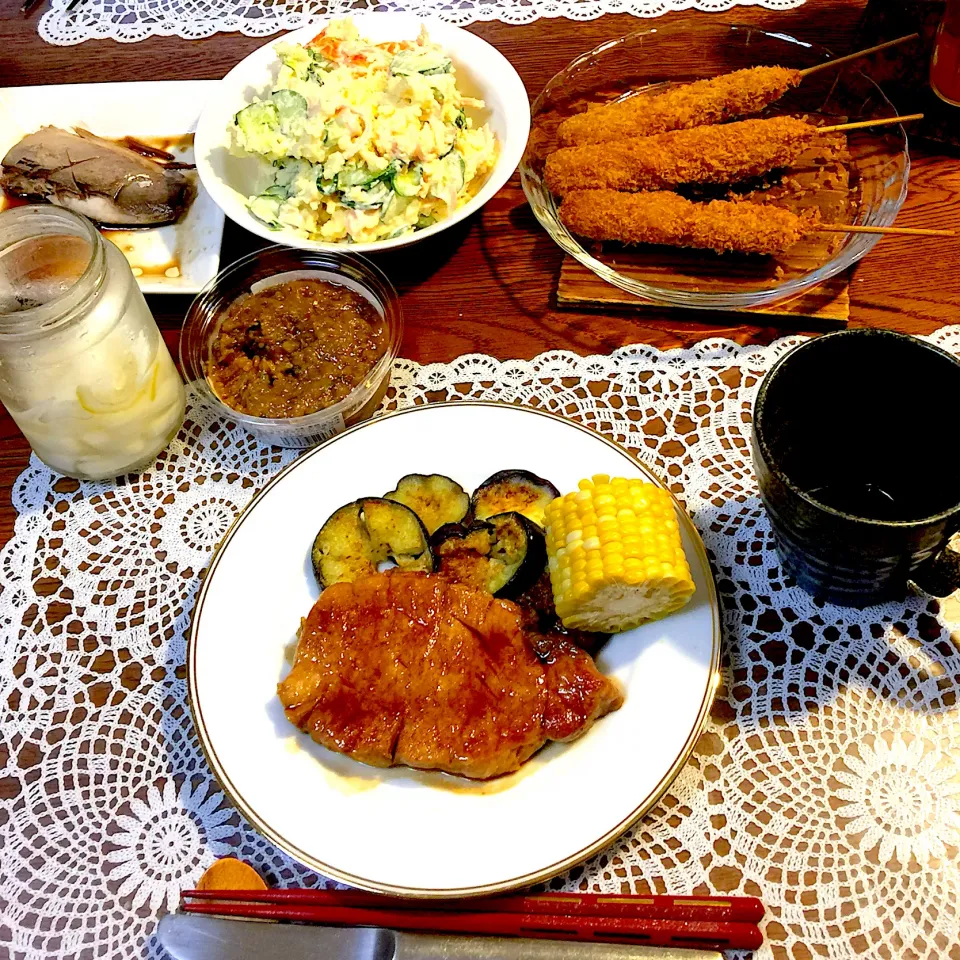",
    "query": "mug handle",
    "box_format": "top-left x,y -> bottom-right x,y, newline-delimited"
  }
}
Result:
911,517 -> 960,598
